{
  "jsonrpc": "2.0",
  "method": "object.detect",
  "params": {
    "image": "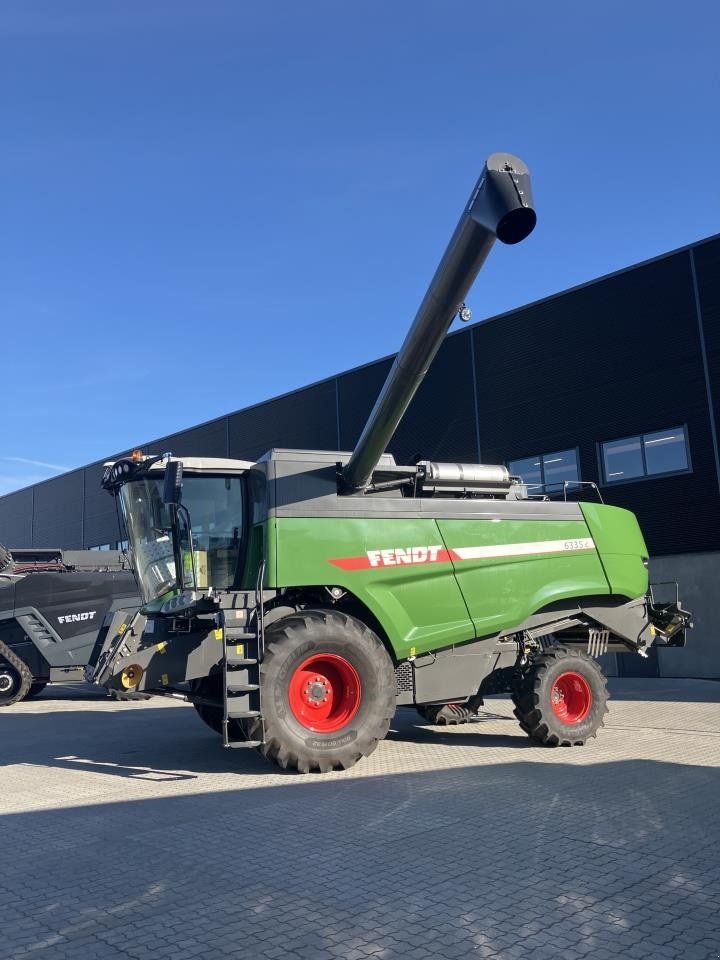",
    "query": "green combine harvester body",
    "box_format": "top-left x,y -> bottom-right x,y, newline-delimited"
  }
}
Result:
89,154 -> 690,772
267,494 -> 649,656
